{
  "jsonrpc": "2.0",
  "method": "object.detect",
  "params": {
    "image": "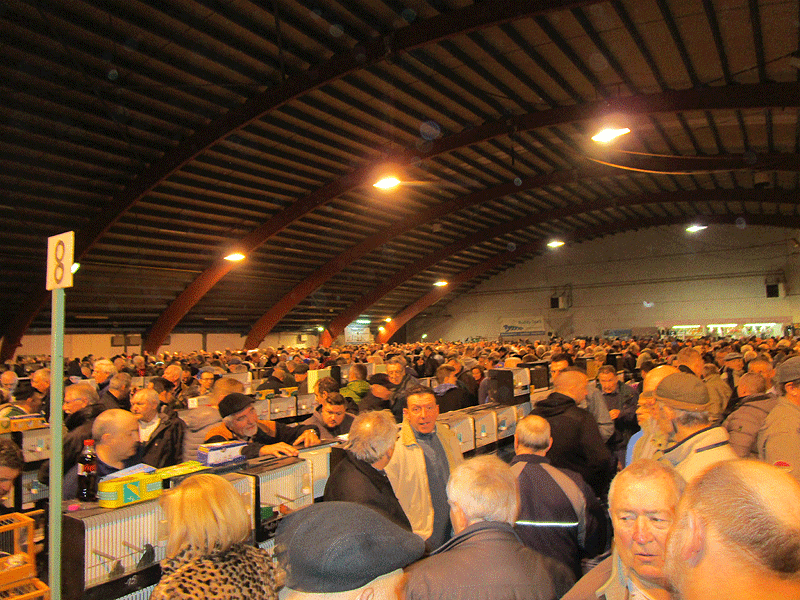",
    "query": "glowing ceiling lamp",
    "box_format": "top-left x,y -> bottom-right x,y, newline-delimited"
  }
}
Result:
434,280 -> 448,287
686,224 -> 707,233
373,176 -> 400,190
71,262 -> 81,274
224,252 -> 246,261
547,240 -> 565,248
591,127 -> 631,143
